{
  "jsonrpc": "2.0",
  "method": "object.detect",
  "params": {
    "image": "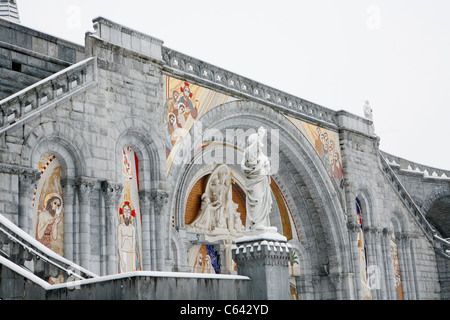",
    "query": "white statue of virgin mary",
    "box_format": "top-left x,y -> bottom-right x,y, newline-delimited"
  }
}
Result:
241,127 -> 272,231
